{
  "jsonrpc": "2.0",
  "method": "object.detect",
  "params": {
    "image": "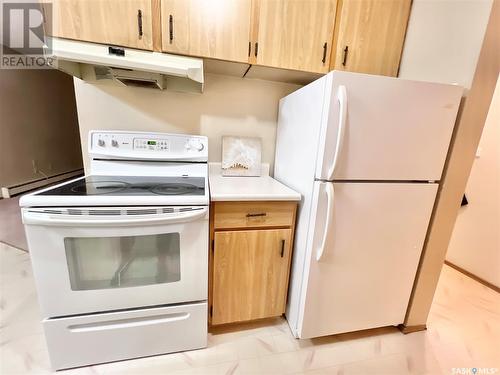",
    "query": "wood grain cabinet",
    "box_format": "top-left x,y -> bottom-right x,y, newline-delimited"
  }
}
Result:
44,0 -> 155,50
252,0 -> 338,73
331,0 -> 412,76
160,0 -> 252,63
210,201 -> 297,325
45,0 -> 412,77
